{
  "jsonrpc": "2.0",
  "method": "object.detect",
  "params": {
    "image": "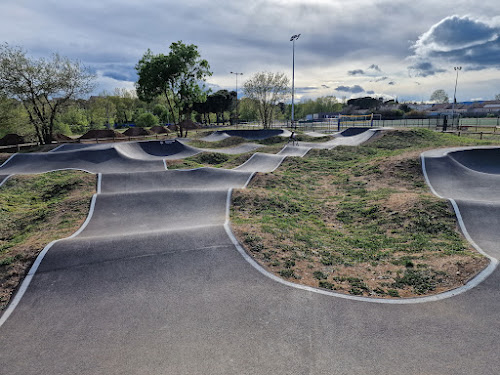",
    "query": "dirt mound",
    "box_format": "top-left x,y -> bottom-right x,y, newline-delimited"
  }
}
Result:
52,133 -> 74,142
79,129 -> 126,140
123,127 -> 152,136
150,125 -> 170,134
179,119 -> 200,130
0,134 -> 25,146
